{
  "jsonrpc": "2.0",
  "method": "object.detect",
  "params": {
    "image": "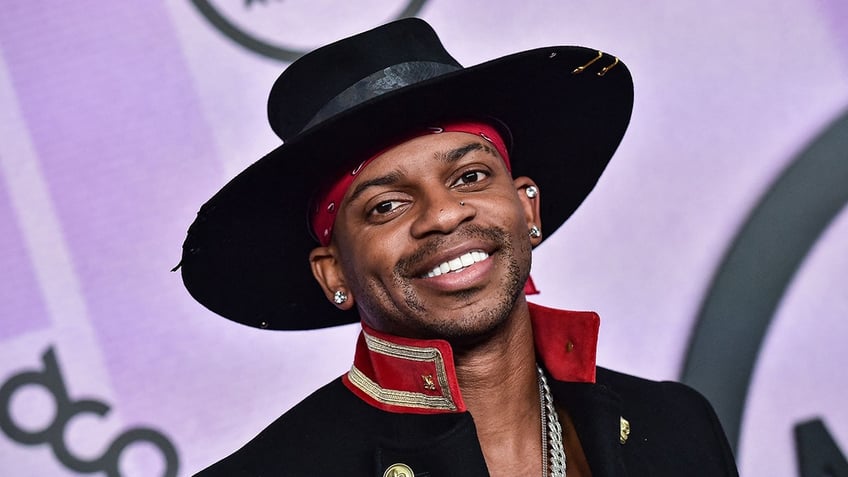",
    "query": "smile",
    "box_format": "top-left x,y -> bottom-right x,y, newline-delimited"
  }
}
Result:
424,251 -> 490,278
